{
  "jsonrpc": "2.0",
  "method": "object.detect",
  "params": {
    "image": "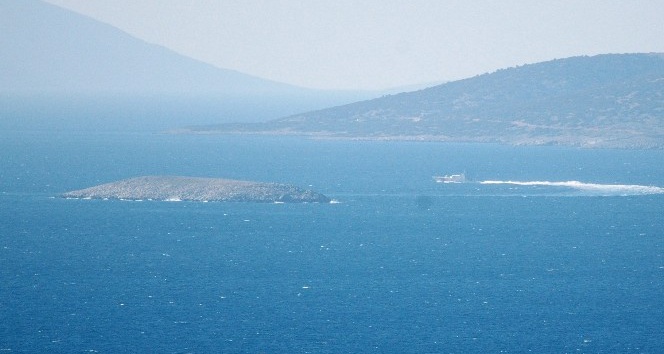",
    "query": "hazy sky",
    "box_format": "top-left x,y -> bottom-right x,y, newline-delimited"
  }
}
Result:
43,0 -> 664,90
